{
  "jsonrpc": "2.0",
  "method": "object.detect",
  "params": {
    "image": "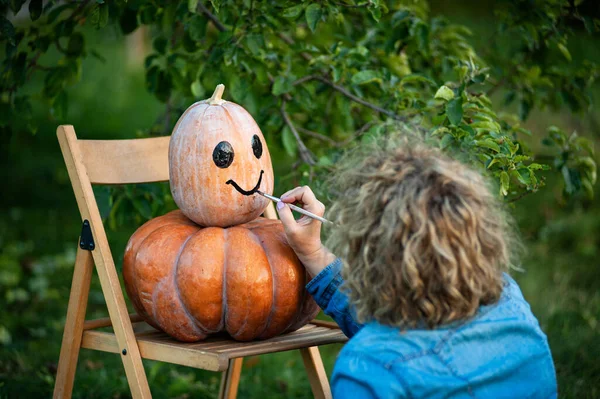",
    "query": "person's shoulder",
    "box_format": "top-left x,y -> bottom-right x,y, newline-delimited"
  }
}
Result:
338,322 -> 441,366
478,272 -> 538,324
